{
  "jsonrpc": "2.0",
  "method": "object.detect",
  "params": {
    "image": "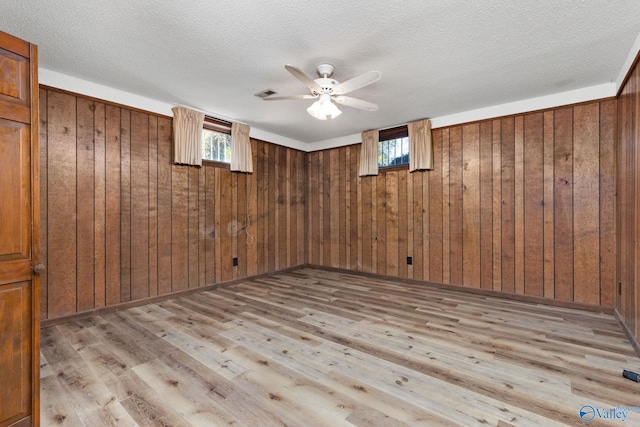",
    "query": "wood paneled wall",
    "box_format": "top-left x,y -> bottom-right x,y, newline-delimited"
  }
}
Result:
617,57 -> 640,345
38,87 -> 306,320
307,100 -> 617,307
37,85 -> 619,320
